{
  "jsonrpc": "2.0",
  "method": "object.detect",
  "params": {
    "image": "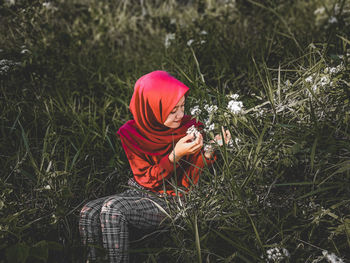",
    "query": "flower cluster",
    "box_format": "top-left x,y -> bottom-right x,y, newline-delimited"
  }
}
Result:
190,105 -> 201,116
42,2 -> 58,11
186,125 -> 200,141
164,33 -> 175,49
187,30 -> 208,47
204,104 -> 218,115
324,64 -> 344,75
227,93 -> 244,114
313,250 -> 345,263
189,93 -> 245,133
202,103 -> 218,133
265,247 -> 290,262
20,45 -> 30,54
304,61 -> 344,95
322,251 -> 344,263
4,0 -> 15,6
189,95 -> 241,150
0,59 -> 20,76
314,3 -> 345,27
